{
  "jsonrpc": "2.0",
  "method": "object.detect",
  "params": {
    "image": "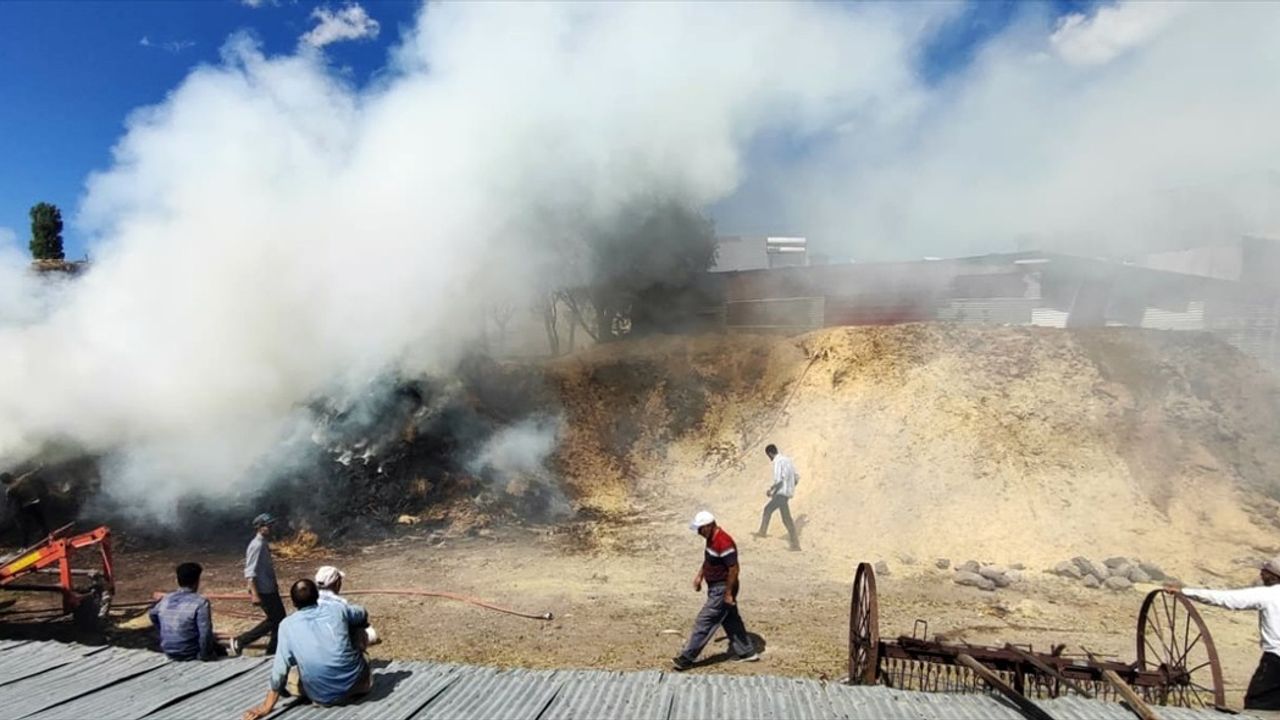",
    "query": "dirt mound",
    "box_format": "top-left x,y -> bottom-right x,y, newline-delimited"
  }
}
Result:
551,325 -> 1280,575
